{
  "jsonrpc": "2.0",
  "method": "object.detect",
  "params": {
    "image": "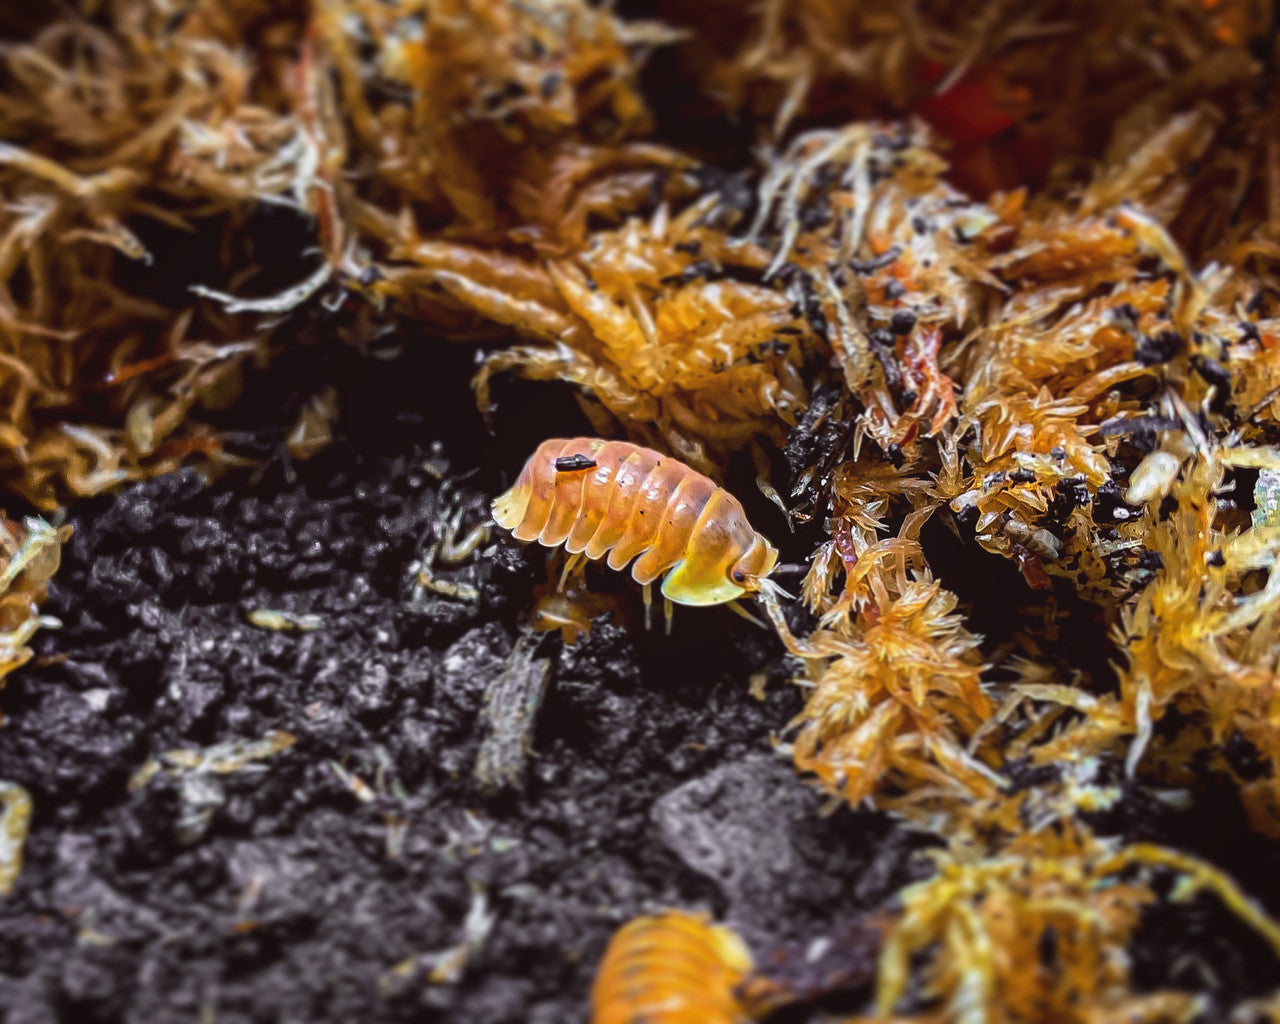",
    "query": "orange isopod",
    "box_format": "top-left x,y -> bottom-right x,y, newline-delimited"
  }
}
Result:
590,910 -> 754,1024
491,437 -> 779,628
